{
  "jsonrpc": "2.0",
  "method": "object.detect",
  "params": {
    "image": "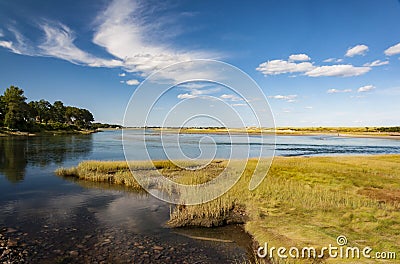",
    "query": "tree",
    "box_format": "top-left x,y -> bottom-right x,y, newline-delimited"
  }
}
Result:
29,99 -> 52,124
1,86 -> 96,131
52,101 -> 66,123
79,108 -> 94,128
0,95 -> 5,126
2,86 -> 30,130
